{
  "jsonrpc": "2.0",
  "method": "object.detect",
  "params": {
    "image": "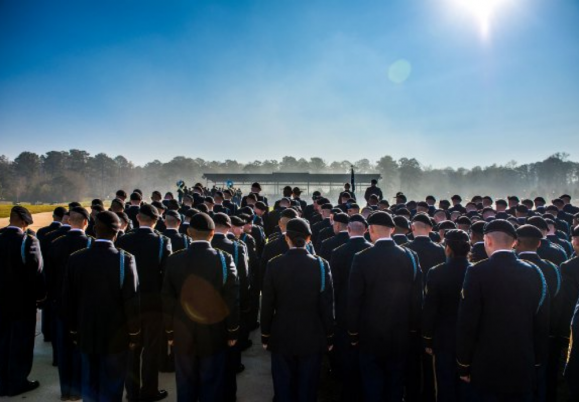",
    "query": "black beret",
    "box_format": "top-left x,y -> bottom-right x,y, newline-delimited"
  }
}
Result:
130,192 -> 142,201
412,213 -> 433,227
495,199 -> 507,206
91,204 -> 105,213
331,208 -> 342,215
237,213 -> 252,224
396,208 -> 411,217
545,205 -> 559,213
230,216 -> 245,227
133,189 -> 143,195
91,198 -> 104,207
333,213 -> 349,225
471,221 -> 486,234
167,199 -> 180,210
254,201 -> 267,211
552,198 -> 564,205
367,211 -> 395,228
68,202 -> 82,209
196,204 -> 209,213
560,194 -> 571,199
438,220 -> 457,230
214,191 -> 224,198
53,206 -> 67,218
516,224 -> 543,239
116,190 -> 127,198
534,197 -> 546,203
457,216 -> 472,225
204,196 -> 215,205
545,218 -> 556,227
151,201 -> 166,211
321,203 -> 333,211
394,215 -> 410,229
572,225 -> 579,237
70,206 -> 90,221
185,208 -> 200,218
347,203 -> 360,210
482,207 -> 496,214
312,191 -> 321,197
165,210 -> 181,220
426,195 -> 436,201
286,218 -> 312,236
508,196 -> 520,202
293,187 -> 302,194
251,182 -> 262,190
417,201 -> 429,209
111,198 -> 125,208
115,211 -> 130,225
444,229 -> 470,243
349,214 -> 368,228
12,205 -> 33,225
190,212 -> 215,231
483,219 -> 517,238
527,216 -> 549,232
239,206 -> 255,216
439,199 -> 451,206
213,212 -> 231,227
483,196 -> 493,201
139,204 -> 160,220
433,209 -> 447,216
280,208 -> 299,219
96,211 -> 121,232
451,195 -> 462,201
406,201 -> 417,209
